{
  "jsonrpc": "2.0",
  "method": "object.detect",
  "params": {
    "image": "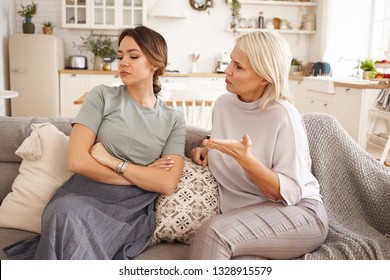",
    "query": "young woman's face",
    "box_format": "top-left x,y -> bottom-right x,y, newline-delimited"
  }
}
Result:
117,36 -> 155,87
224,44 -> 269,102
